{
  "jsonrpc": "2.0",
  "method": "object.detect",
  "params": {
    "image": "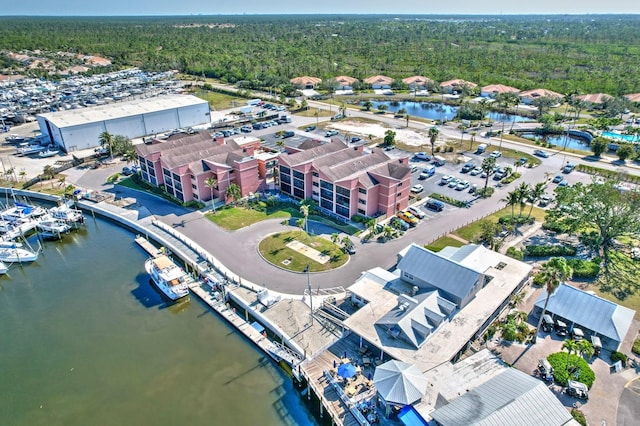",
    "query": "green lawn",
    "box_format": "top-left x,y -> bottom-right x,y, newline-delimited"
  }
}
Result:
258,230 -> 348,272
453,206 -> 546,242
424,236 -> 466,252
206,206 -> 297,231
193,90 -> 244,110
